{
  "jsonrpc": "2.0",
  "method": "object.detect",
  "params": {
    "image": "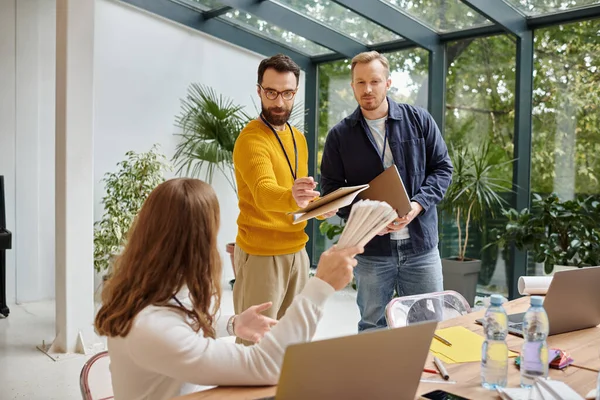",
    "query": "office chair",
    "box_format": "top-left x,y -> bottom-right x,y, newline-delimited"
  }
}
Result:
79,350 -> 114,400
386,290 -> 471,328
